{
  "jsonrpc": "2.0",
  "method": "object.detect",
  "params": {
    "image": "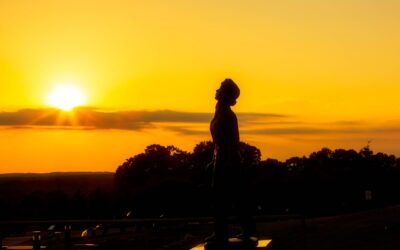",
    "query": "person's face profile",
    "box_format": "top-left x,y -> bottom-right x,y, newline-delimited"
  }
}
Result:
215,88 -> 221,100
